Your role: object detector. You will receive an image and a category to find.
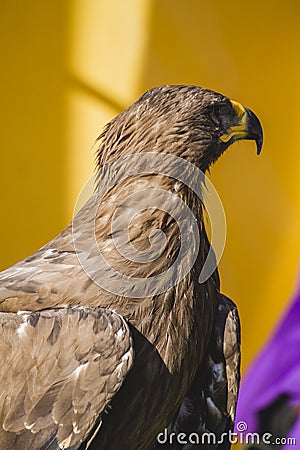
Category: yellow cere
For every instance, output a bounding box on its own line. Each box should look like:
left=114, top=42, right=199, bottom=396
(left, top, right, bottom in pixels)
left=220, top=100, right=247, bottom=143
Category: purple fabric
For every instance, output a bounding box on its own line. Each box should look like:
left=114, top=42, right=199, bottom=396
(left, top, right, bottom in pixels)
left=236, top=281, right=300, bottom=448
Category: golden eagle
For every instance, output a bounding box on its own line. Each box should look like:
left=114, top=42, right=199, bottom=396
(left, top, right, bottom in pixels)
left=0, top=86, right=262, bottom=449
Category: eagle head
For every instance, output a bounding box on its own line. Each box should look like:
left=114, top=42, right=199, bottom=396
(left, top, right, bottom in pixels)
left=97, top=85, right=263, bottom=172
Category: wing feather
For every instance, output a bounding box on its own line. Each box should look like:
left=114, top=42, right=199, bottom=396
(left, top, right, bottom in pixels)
left=158, top=294, right=240, bottom=449
left=0, top=307, right=133, bottom=450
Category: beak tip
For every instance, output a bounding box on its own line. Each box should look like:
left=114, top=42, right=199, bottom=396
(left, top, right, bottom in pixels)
left=256, top=140, right=263, bottom=155
left=245, top=107, right=263, bottom=156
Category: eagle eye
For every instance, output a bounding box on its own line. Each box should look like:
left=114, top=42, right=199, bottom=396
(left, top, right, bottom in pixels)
left=210, top=101, right=236, bottom=131
left=213, top=101, right=232, bottom=119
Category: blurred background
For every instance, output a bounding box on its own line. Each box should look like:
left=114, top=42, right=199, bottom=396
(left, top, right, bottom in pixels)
left=1, top=0, right=300, bottom=371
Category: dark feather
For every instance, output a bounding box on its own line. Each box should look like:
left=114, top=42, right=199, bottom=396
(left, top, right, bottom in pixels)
left=156, top=294, right=240, bottom=449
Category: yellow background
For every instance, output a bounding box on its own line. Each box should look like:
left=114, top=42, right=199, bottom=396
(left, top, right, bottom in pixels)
left=1, top=0, right=300, bottom=369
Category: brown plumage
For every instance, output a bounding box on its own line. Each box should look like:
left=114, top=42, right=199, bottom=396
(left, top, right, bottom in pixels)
left=0, top=85, right=262, bottom=449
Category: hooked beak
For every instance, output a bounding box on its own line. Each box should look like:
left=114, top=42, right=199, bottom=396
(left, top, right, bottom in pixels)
left=220, top=100, right=263, bottom=155
left=244, top=106, right=263, bottom=155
